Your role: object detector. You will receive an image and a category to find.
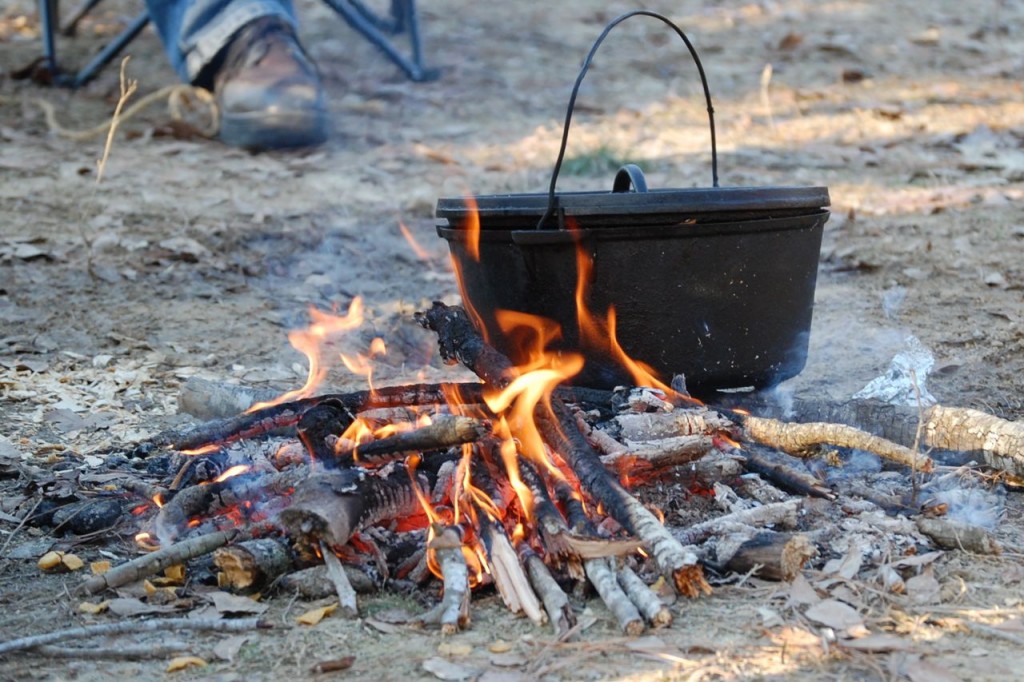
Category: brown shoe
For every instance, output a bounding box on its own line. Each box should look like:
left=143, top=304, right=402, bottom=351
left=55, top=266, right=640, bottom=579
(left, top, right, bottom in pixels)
left=212, top=17, right=328, bottom=150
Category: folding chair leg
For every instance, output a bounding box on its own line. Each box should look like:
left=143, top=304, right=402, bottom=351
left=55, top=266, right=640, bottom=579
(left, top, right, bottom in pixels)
left=70, top=12, right=150, bottom=87
left=321, top=0, right=440, bottom=82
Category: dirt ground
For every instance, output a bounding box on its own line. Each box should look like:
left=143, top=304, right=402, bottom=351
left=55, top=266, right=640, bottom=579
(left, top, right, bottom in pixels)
left=1, top=0, right=1023, bottom=680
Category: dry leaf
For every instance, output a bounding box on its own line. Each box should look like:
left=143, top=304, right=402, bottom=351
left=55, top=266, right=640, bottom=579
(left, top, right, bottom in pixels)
left=164, top=564, right=186, bottom=583
left=906, top=568, right=941, bottom=604
left=804, top=599, right=864, bottom=630
left=166, top=656, right=207, bottom=672
left=297, top=603, right=337, bottom=625
left=364, top=617, right=404, bottom=634
left=437, top=641, right=472, bottom=656
left=899, top=654, right=961, bottom=682
left=212, top=635, right=249, bottom=662
left=488, top=640, right=514, bottom=654
left=107, top=597, right=178, bottom=617
left=78, top=600, right=109, bottom=614
left=788, top=572, right=820, bottom=606
left=90, top=560, right=111, bottom=575
left=210, top=591, right=267, bottom=615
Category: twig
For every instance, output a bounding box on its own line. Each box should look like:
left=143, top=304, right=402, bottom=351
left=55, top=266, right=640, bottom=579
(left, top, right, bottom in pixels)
left=738, top=413, right=933, bottom=472
left=77, top=528, right=240, bottom=595
left=522, top=550, right=575, bottom=637
left=585, top=558, right=644, bottom=636
left=0, top=499, right=42, bottom=564
left=95, top=57, right=138, bottom=183
left=0, top=617, right=268, bottom=657
left=35, top=643, right=190, bottom=659
left=336, top=415, right=489, bottom=466
left=415, top=526, right=470, bottom=635
left=672, top=499, right=802, bottom=546
left=319, top=541, right=358, bottom=617
left=617, top=566, right=672, bottom=627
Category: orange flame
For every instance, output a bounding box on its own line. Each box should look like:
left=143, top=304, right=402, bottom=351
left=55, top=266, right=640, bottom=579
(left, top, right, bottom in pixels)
left=249, top=297, right=365, bottom=411
left=211, top=464, right=250, bottom=484
left=178, top=443, right=221, bottom=457
left=463, top=195, right=481, bottom=262
left=398, top=221, right=431, bottom=260
left=152, top=493, right=164, bottom=508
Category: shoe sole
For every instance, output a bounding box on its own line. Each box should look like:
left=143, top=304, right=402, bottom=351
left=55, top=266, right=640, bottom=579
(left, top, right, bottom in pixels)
left=219, top=108, right=329, bottom=150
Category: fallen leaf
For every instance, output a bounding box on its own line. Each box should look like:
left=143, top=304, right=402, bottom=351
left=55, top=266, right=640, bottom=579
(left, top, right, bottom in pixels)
left=788, top=572, right=821, bottom=606
left=437, top=641, right=472, bottom=656
left=297, top=603, right=337, bottom=625
left=373, top=607, right=414, bottom=624
left=210, top=591, right=268, bottom=615
left=993, top=618, right=1024, bottom=632
left=107, top=598, right=179, bottom=617
left=906, top=570, right=941, bottom=604
left=488, top=640, right=514, bottom=654
left=166, top=656, right=207, bottom=672
left=212, top=635, right=250, bottom=662
left=78, top=600, right=109, bottom=614
left=804, top=599, right=865, bottom=630
left=422, top=656, right=477, bottom=681
left=892, top=551, right=943, bottom=569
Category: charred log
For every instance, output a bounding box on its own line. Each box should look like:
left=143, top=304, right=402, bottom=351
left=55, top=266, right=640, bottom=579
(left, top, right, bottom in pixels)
left=213, top=537, right=295, bottom=593
left=336, top=416, right=489, bottom=467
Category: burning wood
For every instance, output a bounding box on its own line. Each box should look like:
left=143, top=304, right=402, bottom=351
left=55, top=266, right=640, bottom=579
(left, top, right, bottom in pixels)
left=9, top=295, right=1021, bottom=662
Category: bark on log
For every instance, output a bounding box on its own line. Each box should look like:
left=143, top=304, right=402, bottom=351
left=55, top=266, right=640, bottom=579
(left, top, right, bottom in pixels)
left=277, top=466, right=428, bottom=549
left=613, top=410, right=733, bottom=441
left=916, top=517, right=1002, bottom=555
left=718, top=398, right=1023, bottom=478
left=672, top=500, right=803, bottom=546
left=414, top=302, right=517, bottom=390
left=736, top=445, right=835, bottom=500
left=544, top=399, right=709, bottom=597
left=213, top=537, right=294, bottom=593
left=278, top=564, right=376, bottom=598
left=585, top=557, right=644, bottom=636
left=522, top=550, right=575, bottom=637
left=178, top=377, right=282, bottom=420
left=616, top=566, right=672, bottom=627
left=335, top=416, right=489, bottom=466
left=716, top=531, right=816, bottom=582
left=77, top=528, right=240, bottom=595
left=738, top=413, right=933, bottom=472
left=415, top=526, right=470, bottom=635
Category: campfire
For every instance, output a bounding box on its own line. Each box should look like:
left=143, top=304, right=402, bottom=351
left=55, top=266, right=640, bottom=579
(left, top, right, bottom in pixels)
left=3, top=233, right=1022, bottom=663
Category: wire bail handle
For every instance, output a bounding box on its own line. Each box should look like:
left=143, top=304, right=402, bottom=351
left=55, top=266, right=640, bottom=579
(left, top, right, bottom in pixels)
left=538, top=10, right=719, bottom=229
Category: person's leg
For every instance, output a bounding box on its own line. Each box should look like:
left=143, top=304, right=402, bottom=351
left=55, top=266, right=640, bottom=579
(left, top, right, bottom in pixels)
left=145, top=0, right=296, bottom=84
left=144, top=0, right=327, bottom=150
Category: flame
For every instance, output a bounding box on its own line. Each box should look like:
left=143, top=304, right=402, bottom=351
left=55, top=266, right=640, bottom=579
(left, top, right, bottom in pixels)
left=249, top=298, right=365, bottom=411
left=211, top=464, right=250, bottom=484
left=463, top=195, right=481, bottom=262
left=398, top=221, right=431, bottom=260
left=153, top=493, right=164, bottom=508
left=341, top=337, right=387, bottom=394
left=571, top=241, right=698, bottom=403
left=179, top=444, right=221, bottom=457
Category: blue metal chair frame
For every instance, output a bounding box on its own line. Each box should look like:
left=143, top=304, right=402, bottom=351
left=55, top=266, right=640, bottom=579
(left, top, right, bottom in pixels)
left=38, top=0, right=438, bottom=87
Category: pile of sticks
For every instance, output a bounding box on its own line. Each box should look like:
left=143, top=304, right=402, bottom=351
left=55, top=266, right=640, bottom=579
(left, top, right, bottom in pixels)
left=33, top=302, right=1024, bottom=641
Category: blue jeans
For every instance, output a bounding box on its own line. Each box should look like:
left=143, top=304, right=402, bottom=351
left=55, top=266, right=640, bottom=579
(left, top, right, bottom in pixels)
left=145, top=0, right=297, bottom=85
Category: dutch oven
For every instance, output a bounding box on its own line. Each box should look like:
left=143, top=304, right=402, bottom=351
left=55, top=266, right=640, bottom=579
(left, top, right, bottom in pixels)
left=436, top=11, right=830, bottom=394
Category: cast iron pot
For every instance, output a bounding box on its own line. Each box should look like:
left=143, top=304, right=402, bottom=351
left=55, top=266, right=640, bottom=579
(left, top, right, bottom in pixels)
left=436, top=11, right=830, bottom=394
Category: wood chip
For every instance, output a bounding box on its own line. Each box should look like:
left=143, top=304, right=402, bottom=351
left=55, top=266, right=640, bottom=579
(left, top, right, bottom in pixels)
left=166, top=656, right=207, bottom=672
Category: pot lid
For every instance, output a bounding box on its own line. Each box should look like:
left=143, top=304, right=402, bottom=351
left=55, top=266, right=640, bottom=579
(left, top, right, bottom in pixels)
left=436, top=184, right=831, bottom=230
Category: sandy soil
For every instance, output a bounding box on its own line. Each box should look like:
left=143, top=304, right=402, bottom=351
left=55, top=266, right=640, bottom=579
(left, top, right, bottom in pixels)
left=1, top=0, right=1023, bottom=680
